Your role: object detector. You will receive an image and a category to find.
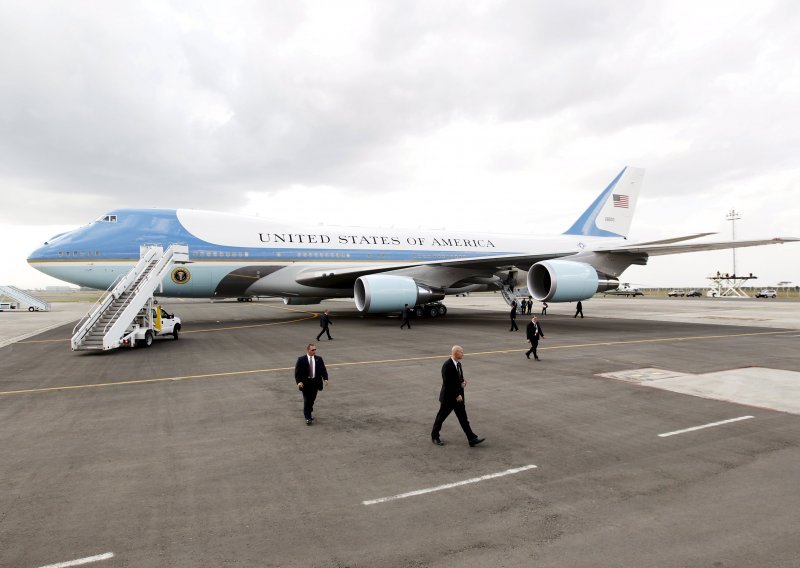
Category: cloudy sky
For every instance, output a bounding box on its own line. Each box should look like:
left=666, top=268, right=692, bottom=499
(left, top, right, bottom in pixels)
left=1, top=0, right=798, bottom=290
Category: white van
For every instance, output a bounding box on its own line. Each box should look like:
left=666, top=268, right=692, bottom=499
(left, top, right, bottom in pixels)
left=0, top=302, right=19, bottom=311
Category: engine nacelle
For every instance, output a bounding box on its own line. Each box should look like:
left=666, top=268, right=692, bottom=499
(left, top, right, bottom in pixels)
left=354, top=275, right=444, bottom=313
left=527, top=260, right=618, bottom=302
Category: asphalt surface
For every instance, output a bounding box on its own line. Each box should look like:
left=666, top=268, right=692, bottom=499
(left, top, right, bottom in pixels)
left=1, top=296, right=799, bottom=567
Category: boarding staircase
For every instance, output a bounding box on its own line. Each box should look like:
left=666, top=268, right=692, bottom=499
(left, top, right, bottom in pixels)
left=0, top=285, right=50, bottom=312
left=500, top=286, right=531, bottom=312
left=71, top=244, right=189, bottom=351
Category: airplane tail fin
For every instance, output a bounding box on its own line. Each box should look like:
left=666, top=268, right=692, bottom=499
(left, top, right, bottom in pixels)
left=563, top=167, right=645, bottom=238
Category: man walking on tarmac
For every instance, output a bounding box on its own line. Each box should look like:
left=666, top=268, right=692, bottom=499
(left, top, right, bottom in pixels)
left=316, top=309, right=333, bottom=341
left=400, top=304, right=412, bottom=329
left=509, top=300, right=519, bottom=331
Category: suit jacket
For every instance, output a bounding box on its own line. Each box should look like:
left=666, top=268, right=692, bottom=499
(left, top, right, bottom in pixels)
left=319, top=314, right=332, bottom=328
left=510, top=304, right=517, bottom=319
left=295, top=355, right=328, bottom=390
left=526, top=321, right=544, bottom=341
left=439, top=359, right=466, bottom=403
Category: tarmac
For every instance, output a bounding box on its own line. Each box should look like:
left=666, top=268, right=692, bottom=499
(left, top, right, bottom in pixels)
left=1, top=294, right=799, bottom=567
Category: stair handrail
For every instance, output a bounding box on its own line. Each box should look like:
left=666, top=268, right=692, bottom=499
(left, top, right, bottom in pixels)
left=71, top=274, right=124, bottom=337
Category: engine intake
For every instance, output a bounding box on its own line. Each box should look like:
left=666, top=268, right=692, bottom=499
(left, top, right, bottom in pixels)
left=527, top=260, right=618, bottom=302
left=354, top=275, right=444, bottom=313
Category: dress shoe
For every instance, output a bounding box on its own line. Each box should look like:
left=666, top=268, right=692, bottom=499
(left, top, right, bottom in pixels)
left=526, top=352, right=530, bottom=359
left=432, top=438, right=444, bottom=446
left=469, top=437, right=485, bottom=447
left=306, top=419, right=312, bottom=425
left=535, top=356, right=540, bottom=361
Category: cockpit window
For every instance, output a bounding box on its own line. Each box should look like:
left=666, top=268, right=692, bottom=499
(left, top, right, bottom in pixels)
left=95, top=214, right=118, bottom=223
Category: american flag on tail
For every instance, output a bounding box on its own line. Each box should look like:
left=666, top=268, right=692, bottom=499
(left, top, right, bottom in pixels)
left=613, top=194, right=629, bottom=208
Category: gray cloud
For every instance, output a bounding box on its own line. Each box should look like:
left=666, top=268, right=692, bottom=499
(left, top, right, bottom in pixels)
left=1, top=0, right=798, bottom=229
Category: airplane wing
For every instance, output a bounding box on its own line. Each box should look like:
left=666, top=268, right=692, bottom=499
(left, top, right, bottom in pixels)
left=597, top=236, right=800, bottom=256
left=294, top=250, right=575, bottom=288
left=294, top=236, right=799, bottom=288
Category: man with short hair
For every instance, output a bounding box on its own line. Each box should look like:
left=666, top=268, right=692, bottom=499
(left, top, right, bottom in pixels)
left=316, top=309, right=333, bottom=341
left=400, top=304, right=412, bottom=329
left=431, top=345, right=485, bottom=447
left=526, top=315, right=545, bottom=361
left=294, top=343, right=329, bottom=425
left=509, top=301, right=519, bottom=331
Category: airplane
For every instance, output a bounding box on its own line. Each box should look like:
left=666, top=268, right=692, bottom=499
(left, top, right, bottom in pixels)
left=27, top=167, right=798, bottom=314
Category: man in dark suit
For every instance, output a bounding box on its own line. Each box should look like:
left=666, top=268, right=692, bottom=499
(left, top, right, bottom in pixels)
left=574, top=300, right=584, bottom=318
left=400, top=304, right=412, bottom=329
left=316, top=309, right=333, bottom=341
left=525, top=315, right=545, bottom=361
left=509, top=301, right=519, bottom=331
left=431, top=345, right=485, bottom=447
left=294, top=343, right=330, bottom=425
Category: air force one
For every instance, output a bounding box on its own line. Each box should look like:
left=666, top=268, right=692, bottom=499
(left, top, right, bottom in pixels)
left=27, top=167, right=797, bottom=312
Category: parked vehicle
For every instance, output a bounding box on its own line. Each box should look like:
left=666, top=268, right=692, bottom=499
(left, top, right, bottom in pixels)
left=755, top=289, right=777, bottom=298
left=686, top=289, right=702, bottom=297
left=0, top=302, right=18, bottom=311
left=120, top=306, right=182, bottom=347
left=667, top=290, right=685, bottom=297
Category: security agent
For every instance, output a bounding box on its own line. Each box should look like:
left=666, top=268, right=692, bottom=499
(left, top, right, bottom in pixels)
left=294, top=343, right=329, bottom=425
left=431, top=345, right=485, bottom=447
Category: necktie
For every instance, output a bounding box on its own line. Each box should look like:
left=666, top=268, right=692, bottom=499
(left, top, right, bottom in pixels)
left=310, top=356, right=315, bottom=379
left=457, top=361, right=463, bottom=378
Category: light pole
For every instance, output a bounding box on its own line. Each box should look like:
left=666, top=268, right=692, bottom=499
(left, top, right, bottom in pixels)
left=726, top=209, right=740, bottom=276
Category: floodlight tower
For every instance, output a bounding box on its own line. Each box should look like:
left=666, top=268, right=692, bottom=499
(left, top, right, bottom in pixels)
left=726, top=209, right=741, bottom=275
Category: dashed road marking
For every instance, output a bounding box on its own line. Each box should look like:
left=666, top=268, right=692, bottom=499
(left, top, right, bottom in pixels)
left=362, top=464, right=538, bottom=505
left=37, top=552, right=114, bottom=568
left=658, top=415, right=754, bottom=438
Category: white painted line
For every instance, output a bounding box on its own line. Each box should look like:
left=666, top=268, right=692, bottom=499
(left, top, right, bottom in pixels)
left=658, top=415, right=754, bottom=438
left=38, top=552, right=114, bottom=568
left=362, top=464, right=538, bottom=506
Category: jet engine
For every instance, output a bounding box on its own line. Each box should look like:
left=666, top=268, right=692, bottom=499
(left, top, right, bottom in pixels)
left=354, top=275, right=444, bottom=313
left=527, top=260, right=618, bottom=302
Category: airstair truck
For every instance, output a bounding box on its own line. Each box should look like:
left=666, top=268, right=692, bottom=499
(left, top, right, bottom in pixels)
left=120, top=299, right=182, bottom=348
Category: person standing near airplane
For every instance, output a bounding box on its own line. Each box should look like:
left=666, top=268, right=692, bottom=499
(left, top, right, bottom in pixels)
left=294, top=343, right=329, bottom=425
left=526, top=315, right=544, bottom=361
left=316, top=309, right=333, bottom=341
left=431, top=345, right=485, bottom=447
left=541, top=301, right=548, bottom=315
left=509, top=301, right=519, bottom=331
left=400, top=304, right=412, bottom=329
left=574, top=301, right=584, bottom=318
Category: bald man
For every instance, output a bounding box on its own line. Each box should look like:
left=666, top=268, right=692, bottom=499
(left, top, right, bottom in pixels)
left=431, top=345, right=485, bottom=447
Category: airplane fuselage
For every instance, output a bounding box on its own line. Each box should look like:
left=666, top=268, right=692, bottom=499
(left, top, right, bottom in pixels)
left=28, top=209, right=610, bottom=299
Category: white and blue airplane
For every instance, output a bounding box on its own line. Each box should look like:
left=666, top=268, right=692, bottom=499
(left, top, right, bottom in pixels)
left=27, top=167, right=797, bottom=312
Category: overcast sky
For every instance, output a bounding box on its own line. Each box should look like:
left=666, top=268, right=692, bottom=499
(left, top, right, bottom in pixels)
left=1, top=0, right=798, bottom=290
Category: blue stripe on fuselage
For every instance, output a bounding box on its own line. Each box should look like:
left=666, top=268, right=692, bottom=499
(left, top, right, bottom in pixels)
left=27, top=209, right=518, bottom=263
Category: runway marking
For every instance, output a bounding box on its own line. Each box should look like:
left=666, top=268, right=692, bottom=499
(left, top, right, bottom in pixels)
left=37, top=552, right=114, bottom=568
left=362, top=464, right=538, bottom=505
left=658, top=415, right=754, bottom=438
left=0, top=331, right=795, bottom=397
